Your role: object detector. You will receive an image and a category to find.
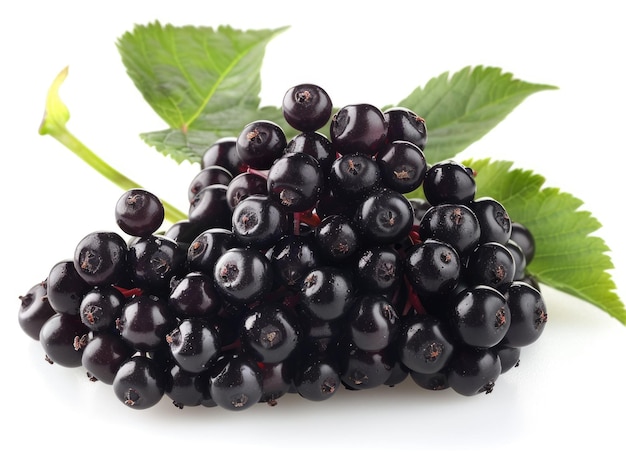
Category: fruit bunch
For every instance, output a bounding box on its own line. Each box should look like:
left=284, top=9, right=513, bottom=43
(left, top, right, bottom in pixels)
left=17, top=84, right=547, bottom=411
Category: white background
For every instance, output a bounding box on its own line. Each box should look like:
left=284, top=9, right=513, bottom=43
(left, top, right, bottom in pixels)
left=1, top=1, right=625, bottom=468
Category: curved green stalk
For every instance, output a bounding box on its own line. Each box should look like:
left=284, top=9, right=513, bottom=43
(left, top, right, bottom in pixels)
left=39, top=67, right=187, bottom=224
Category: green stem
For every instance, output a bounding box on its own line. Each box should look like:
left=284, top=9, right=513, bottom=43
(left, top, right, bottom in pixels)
left=47, top=127, right=187, bottom=224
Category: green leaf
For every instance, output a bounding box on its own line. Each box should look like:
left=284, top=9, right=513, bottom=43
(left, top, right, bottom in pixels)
left=117, top=22, right=288, bottom=163
left=140, top=105, right=287, bottom=164
left=397, top=66, right=557, bottom=164
left=465, top=158, right=626, bottom=325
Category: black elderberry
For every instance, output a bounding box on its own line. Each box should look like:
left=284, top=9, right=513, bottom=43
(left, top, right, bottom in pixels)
left=115, top=188, right=165, bottom=238
left=267, top=152, right=324, bottom=213
left=188, top=166, right=233, bottom=202
left=113, top=355, right=165, bottom=410
left=419, top=203, right=481, bottom=255
left=213, top=247, right=273, bottom=306
left=39, top=312, right=90, bottom=367
left=225, top=172, right=268, bottom=210
left=397, top=314, right=455, bottom=375
left=314, top=214, right=361, bottom=262
left=447, top=347, right=502, bottom=396
left=383, top=106, right=428, bottom=150
left=450, top=285, right=511, bottom=348
left=330, top=103, right=388, bottom=156
left=82, top=332, right=135, bottom=384
left=236, top=120, right=287, bottom=170
left=282, top=83, right=333, bottom=132
left=240, top=303, right=300, bottom=363
left=501, top=281, right=548, bottom=347
left=404, top=238, right=461, bottom=297
left=470, top=197, right=512, bottom=245
left=74, top=231, right=128, bottom=287
left=231, top=194, right=287, bottom=249
left=376, top=140, right=427, bottom=194
left=209, top=353, right=263, bottom=411
left=423, top=161, right=476, bottom=205
left=354, top=188, right=414, bottom=246
left=18, top=281, right=56, bottom=340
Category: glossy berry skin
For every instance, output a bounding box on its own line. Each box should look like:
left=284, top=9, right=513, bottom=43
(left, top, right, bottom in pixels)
left=299, top=266, right=353, bottom=321
left=330, top=103, right=388, bottom=156
left=188, top=184, right=231, bottom=230
left=164, top=363, right=210, bottom=409
left=506, top=239, right=527, bottom=280
left=79, top=286, right=126, bottom=332
left=269, top=234, right=321, bottom=288
left=81, top=332, right=135, bottom=384
left=376, top=140, right=427, bottom=193
left=447, top=347, right=502, bottom=396
left=466, top=242, right=516, bottom=289
left=470, top=197, right=512, bottom=245
left=285, top=131, right=335, bottom=176
left=267, top=152, right=324, bottom=213
left=187, top=228, right=237, bottom=275
left=354, top=189, right=414, bottom=246
left=163, top=220, right=206, bottom=252
left=236, top=120, right=287, bottom=170
left=46, top=260, right=92, bottom=316
left=397, top=315, right=455, bottom=374
left=314, top=215, right=360, bottom=262
left=231, top=195, right=286, bottom=249
left=354, top=246, right=402, bottom=295
left=39, top=312, right=90, bottom=367
left=74, top=231, right=128, bottom=287
left=501, top=281, right=548, bottom=347
left=201, top=137, right=243, bottom=175
left=167, top=317, right=221, bottom=374
left=282, top=83, right=333, bottom=132
left=115, top=189, right=165, bottom=237
left=419, top=203, right=481, bottom=255
left=213, top=247, right=273, bottom=306
left=328, top=152, right=381, bottom=198
left=169, top=271, right=221, bottom=319
left=294, top=355, right=340, bottom=401
left=117, top=295, right=175, bottom=352
left=510, top=222, right=536, bottom=264
left=384, top=107, right=427, bottom=150
left=209, top=354, right=263, bottom=411
left=225, top=172, right=268, bottom=210
left=450, top=285, right=511, bottom=348
left=241, top=303, right=300, bottom=363
left=113, top=356, right=165, bottom=410
left=128, top=235, right=185, bottom=293
left=188, top=166, right=233, bottom=202
left=423, top=161, right=476, bottom=205
left=410, top=370, right=450, bottom=391
left=494, top=344, right=521, bottom=373
left=404, top=239, right=461, bottom=297
left=258, top=360, right=295, bottom=405
left=348, top=295, right=400, bottom=351
left=18, top=281, right=56, bottom=340
left=340, top=345, right=394, bottom=390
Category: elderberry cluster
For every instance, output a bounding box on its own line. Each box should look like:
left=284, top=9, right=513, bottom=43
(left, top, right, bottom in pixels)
left=17, top=84, right=548, bottom=411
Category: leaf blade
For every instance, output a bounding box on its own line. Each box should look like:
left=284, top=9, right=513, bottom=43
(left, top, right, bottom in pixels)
left=466, top=158, right=626, bottom=324
left=398, top=66, right=557, bottom=163
left=117, top=22, right=288, bottom=158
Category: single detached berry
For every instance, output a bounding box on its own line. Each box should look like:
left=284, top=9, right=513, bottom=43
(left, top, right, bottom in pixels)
left=282, top=83, right=333, bottom=132
left=115, top=188, right=165, bottom=237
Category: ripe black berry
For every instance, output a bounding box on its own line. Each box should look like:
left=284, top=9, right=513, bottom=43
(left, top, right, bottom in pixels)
left=282, top=83, right=333, bottom=132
